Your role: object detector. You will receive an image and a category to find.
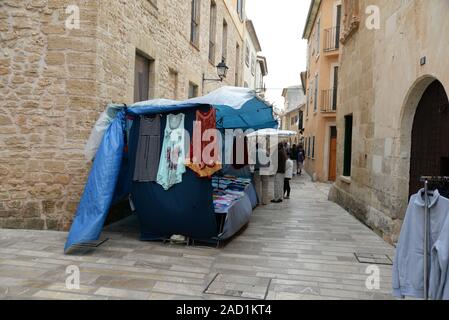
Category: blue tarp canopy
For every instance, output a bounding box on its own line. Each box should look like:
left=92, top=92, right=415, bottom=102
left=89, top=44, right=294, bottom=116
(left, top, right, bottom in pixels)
left=64, top=87, right=277, bottom=252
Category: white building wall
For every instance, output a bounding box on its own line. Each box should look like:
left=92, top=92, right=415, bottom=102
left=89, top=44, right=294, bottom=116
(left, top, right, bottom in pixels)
left=243, top=34, right=258, bottom=89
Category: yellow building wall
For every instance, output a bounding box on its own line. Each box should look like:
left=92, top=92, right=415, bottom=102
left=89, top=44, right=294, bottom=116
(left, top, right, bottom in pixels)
left=303, top=0, right=340, bottom=181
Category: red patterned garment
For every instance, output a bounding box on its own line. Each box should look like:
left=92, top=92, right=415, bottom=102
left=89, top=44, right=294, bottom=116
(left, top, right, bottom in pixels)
left=186, top=108, right=222, bottom=178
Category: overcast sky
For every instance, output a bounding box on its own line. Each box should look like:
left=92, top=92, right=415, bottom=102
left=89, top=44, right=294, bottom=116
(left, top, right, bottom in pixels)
left=246, top=0, right=311, bottom=111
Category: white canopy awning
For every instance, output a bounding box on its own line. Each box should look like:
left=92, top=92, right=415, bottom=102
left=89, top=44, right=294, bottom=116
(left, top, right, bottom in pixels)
left=247, top=129, right=298, bottom=138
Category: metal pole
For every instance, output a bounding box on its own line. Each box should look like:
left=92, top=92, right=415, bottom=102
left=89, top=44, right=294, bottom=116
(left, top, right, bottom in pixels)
left=424, top=180, right=429, bottom=300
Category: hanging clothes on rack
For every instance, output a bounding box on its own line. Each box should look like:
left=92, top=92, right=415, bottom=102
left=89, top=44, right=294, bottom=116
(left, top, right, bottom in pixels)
left=393, top=182, right=449, bottom=300
left=156, top=113, right=186, bottom=190
left=232, top=134, right=249, bottom=170
left=133, top=115, right=161, bottom=182
left=186, top=108, right=222, bottom=178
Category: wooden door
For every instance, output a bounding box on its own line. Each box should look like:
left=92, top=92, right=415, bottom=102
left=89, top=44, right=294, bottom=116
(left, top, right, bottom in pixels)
left=409, top=80, right=449, bottom=196
left=329, top=126, right=337, bottom=181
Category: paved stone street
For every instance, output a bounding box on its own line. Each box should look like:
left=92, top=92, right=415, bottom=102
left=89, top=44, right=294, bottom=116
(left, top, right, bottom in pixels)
left=0, top=175, right=395, bottom=300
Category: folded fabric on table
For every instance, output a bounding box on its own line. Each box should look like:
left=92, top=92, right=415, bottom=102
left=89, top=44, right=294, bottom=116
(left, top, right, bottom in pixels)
left=212, top=176, right=252, bottom=214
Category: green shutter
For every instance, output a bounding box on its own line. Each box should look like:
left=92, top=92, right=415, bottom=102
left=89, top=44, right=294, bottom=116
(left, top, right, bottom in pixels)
left=343, top=115, right=353, bottom=176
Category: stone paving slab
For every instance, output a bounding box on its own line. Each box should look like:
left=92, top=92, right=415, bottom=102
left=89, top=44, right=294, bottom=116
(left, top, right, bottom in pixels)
left=0, top=175, right=395, bottom=300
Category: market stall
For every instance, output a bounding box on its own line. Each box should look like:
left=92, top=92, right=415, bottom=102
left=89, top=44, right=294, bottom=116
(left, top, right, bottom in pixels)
left=64, top=87, right=277, bottom=252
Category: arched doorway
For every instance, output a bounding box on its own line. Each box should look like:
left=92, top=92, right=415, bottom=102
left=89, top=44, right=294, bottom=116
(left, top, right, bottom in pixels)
left=409, top=80, right=449, bottom=196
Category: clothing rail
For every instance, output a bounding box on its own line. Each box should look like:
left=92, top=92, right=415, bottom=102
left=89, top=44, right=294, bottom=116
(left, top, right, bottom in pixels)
left=420, top=176, right=449, bottom=182
left=419, top=176, right=449, bottom=300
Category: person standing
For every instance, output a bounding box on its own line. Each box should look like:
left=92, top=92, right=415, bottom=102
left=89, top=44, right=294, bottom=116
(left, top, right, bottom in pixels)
left=290, top=144, right=298, bottom=177
left=284, top=152, right=294, bottom=199
left=252, top=142, right=270, bottom=205
left=297, top=144, right=305, bottom=175
left=271, top=143, right=287, bottom=203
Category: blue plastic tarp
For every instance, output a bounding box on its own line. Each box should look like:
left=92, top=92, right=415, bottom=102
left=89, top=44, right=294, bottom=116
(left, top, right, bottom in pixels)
left=64, top=111, right=126, bottom=252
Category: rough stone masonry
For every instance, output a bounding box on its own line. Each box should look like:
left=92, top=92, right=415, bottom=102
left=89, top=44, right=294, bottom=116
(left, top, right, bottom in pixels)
left=0, top=0, right=244, bottom=231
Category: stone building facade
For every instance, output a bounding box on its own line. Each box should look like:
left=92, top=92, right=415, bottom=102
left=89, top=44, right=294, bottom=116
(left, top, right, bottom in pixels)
left=0, top=0, right=249, bottom=230
left=302, top=0, right=341, bottom=182
left=281, top=86, right=305, bottom=146
left=329, top=0, right=449, bottom=244
left=255, top=54, right=268, bottom=98
left=242, top=20, right=260, bottom=89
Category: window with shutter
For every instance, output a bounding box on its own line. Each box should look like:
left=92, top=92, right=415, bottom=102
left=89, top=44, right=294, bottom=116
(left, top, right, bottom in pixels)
left=134, top=52, right=154, bottom=103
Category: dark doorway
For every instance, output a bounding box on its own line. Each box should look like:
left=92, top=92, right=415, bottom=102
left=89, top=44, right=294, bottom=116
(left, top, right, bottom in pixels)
left=409, top=80, right=449, bottom=196
left=329, top=126, right=337, bottom=181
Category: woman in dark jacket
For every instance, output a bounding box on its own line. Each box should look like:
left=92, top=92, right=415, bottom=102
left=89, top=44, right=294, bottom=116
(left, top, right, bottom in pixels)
left=291, top=144, right=298, bottom=176
left=271, top=143, right=287, bottom=203
left=297, top=144, right=305, bottom=175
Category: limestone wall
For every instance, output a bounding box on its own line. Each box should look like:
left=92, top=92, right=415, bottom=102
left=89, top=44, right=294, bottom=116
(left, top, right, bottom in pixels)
left=0, top=0, right=244, bottom=231
left=330, top=0, right=449, bottom=244
left=0, top=0, right=100, bottom=230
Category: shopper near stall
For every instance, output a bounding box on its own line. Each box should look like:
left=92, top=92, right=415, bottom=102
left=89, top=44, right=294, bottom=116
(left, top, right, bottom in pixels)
left=251, top=142, right=270, bottom=205
left=297, top=144, right=305, bottom=175
left=290, top=144, right=298, bottom=176
left=284, top=152, right=293, bottom=199
left=271, top=143, right=287, bottom=203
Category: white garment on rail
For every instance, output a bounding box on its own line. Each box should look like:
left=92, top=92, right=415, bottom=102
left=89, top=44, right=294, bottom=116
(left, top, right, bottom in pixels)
left=392, top=189, right=449, bottom=300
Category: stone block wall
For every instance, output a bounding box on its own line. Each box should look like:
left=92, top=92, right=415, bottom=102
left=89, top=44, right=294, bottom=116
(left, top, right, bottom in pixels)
left=0, top=0, right=245, bottom=231
left=330, top=0, right=449, bottom=244
left=0, top=0, right=100, bottom=230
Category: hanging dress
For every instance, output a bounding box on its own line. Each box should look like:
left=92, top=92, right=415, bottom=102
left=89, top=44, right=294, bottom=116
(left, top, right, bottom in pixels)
left=133, top=115, right=161, bottom=182
left=156, top=113, right=186, bottom=190
left=232, top=134, right=249, bottom=170
left=186, top=108, right=222, bottom=178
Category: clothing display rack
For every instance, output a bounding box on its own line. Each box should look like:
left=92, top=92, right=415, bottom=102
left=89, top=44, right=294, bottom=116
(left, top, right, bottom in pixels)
left=419, top=176, right=449, bottom=300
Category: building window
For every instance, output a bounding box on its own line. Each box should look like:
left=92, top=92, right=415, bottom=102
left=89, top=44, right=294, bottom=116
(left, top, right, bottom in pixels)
left=134, top=52, right=154, bottom=102
left=290, top=116, right=298, bottom=127
left=314, top=74, right=319, bottom=112
left=245, top=45, right=250, bottom=67
left=315, top=18, right=321, bottom=55
left=307, top=137, right=311, bottom=158
left=209, top=1, right=217, bottom=63
left=335, top=4, right=342, bottom=49
left=343, top=114, right=353, bottom=177
left=332, top=65, right=339, bottom=110
left=306, top=43, right=311, bottom=74
left=298, top=111, right=303, bottom=130
left=237, top=0, right=244, bottom=20
left=190, top=0, right=200, bottom=47
left=235, top=43, right=240, bottom=86
left=304, top=137, right=308, bottom=156
left=188, top=82, right=199, bottom=98
left=312, top=136, right=315, bottom=159
left=306, top=89, right=309, bottom=117
left=222, top=19, right=228, bottom=62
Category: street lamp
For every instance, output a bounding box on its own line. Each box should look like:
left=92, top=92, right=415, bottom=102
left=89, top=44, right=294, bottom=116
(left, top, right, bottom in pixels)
left=216, top=59, right=229, bottom=80
left=202, top=59, right=229, bottom=86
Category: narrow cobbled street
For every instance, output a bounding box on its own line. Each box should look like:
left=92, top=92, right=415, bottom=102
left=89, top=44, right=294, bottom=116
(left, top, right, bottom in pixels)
left=0, top=175, right=394, bottom=300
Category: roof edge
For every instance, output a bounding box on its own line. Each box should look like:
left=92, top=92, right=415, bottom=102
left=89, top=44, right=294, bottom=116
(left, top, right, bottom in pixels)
left=302, top=0, right=322, bottom=40
left=246, top=20, right=262, bottom=52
